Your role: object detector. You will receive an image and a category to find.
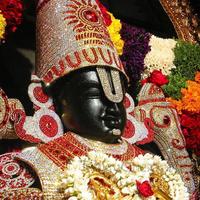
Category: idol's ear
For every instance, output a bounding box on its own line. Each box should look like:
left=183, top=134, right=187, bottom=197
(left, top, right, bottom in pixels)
left=13, top=75, right=64, bottom=143
left=122, top=93, right=154, bottom=144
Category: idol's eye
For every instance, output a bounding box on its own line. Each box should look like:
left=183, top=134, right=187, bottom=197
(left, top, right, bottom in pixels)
left=82, top=87, right=101, bottom=98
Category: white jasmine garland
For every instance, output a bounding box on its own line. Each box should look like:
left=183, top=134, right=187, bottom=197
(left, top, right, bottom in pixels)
left=143, top=35, right=177, bottom=78
left=58, top=151, right=189, bottom=200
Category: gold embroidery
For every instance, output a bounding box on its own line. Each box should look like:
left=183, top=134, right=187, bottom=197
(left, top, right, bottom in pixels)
left=16, top=148, right=64, bottom=200
left=0, top=188, right=43, bottom=200
left=159, top=0, right=200, bottom=44
left=134, top=83, right=197, bottom=195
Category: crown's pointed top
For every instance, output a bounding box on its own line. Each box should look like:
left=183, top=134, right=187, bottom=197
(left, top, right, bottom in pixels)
left=36, top=0, right=125, bottom=85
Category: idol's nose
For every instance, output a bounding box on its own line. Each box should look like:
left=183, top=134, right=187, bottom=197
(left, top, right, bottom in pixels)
left=106, top=102, right=121, bottom=117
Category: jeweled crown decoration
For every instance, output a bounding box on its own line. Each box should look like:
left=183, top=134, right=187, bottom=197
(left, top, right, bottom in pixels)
left=36, top=0, right=124, bottom=85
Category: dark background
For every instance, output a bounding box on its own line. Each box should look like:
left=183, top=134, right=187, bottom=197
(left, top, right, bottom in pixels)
left=0, top=0, right=199, bottom=114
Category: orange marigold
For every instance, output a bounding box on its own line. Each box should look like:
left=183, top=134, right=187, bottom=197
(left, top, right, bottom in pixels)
left=195, top=71, right=200, bottom=83
left=166, top=98, right=183, bottom=114
left=168, top=79, right=200, bottom=114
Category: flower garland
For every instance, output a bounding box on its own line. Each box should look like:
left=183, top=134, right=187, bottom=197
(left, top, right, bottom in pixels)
left=163, top=41, right=200, bottom=99
left=58, top=151, right=189, bottom=200
left=166, top=72, right=200, bottom=156
left=167, top=72, right=200, bottom=114
left=120, top=23, right=151, bottom=97
left=180, top=113, right=200, bottom=157
left=141, top=70, right=169, bottom=87
left=0, top=0, right=23, bottom=41
left=107, top=13, right=124, bottom=55
left=0, top=12, right=6, bottom=40
left=143, top=35, right=177, bottom=78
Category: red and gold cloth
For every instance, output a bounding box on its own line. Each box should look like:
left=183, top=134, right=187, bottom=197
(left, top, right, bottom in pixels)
left=16, top=132, right=144, bottom=199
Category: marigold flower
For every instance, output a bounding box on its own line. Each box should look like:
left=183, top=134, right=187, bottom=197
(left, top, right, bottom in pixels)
left=107, top=13, right=124, bottom=55
left=0, top=11, right=6, bottom=40
left=169, top=79, right=200, bottom=114
left=195, top=71, right=200, bottom=83
left=166, top=98, right=183, bottom=114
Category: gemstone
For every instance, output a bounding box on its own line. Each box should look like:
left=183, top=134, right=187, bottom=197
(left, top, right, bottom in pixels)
left=39, top=115, right=58, bottom=137
left=163, top=115, right=170, bottom=125
left=84, top=10, right=98, bottom=22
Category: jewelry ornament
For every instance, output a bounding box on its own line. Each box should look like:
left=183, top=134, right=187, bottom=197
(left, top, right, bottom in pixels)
left=134, top=83, right=197, bottom=197
left=13, top=75, right=64, bottom=143
left=0, top=152, right=35, bottom=193
left=0, top=88, right=24, bottom=139
left=122, top=93, right=154, bottom=145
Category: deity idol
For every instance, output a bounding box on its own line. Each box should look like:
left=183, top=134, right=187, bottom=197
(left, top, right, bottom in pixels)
left=0, top=0, right=198, bottom=199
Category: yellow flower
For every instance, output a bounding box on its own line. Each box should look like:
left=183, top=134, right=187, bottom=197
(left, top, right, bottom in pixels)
left=0, top=11, right=6, bottom=40
left=107, top=13, right=124, bottom=55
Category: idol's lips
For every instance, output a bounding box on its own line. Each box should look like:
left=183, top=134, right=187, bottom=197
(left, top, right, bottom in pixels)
left=112, top=129, right=121, bottom=136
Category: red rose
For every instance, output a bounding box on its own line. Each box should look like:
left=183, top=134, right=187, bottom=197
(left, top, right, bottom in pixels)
left=148, top=70, right=169, bottom=86
left=136, top=180, right=154, bottom=197
left=0, top=0, right=23, bottom=35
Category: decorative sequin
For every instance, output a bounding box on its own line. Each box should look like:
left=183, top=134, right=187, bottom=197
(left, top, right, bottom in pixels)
left=36, top=0, right=126, bottom=85
left=0, top=188, right=43, bottom=200
left=122, top=93, right=151, bottom=145
left=16, top=148, right=64, bottom=200
left=96, top=67, right=123, bottom=103
left=0, top=89, right=24, bottom=139
left=0, top=152, right=35, bottom=192
left=159, top=0, right=200, bottom=43
left=134, top=83, right=197, bottom=195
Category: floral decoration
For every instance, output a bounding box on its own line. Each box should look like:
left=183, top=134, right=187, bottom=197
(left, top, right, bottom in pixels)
left=136, top=181, right=154, bottom=198
left=107, top=13, right=124, bottom=55
left=104, top=4, right=200, bottom=157
left=180, top=113, right=200, bottom=156
left=0, top=12, right=6, bottom=40
left=166, top=72, right=200, bottom=156
left=141, top=70, right=169, bottom=87
left=143, top=35, right=177, bottom=78
left=163, top=41, right=200, bottom=99
left=58, top=151, right=189, bottom=200
left=120, top=23, right=151, bottom=96
left=0, top=0, right=23, bottom=40
left=167, top=72, right=200, bottom=114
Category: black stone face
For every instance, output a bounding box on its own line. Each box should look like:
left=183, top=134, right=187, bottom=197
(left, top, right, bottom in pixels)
left=48, top=68, right=127, bottom=144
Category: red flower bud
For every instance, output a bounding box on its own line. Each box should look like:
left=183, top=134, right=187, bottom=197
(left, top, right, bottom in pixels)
left=136, top=180, right=154, bottom=197
left=149, top=70, right=169, bottom=86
